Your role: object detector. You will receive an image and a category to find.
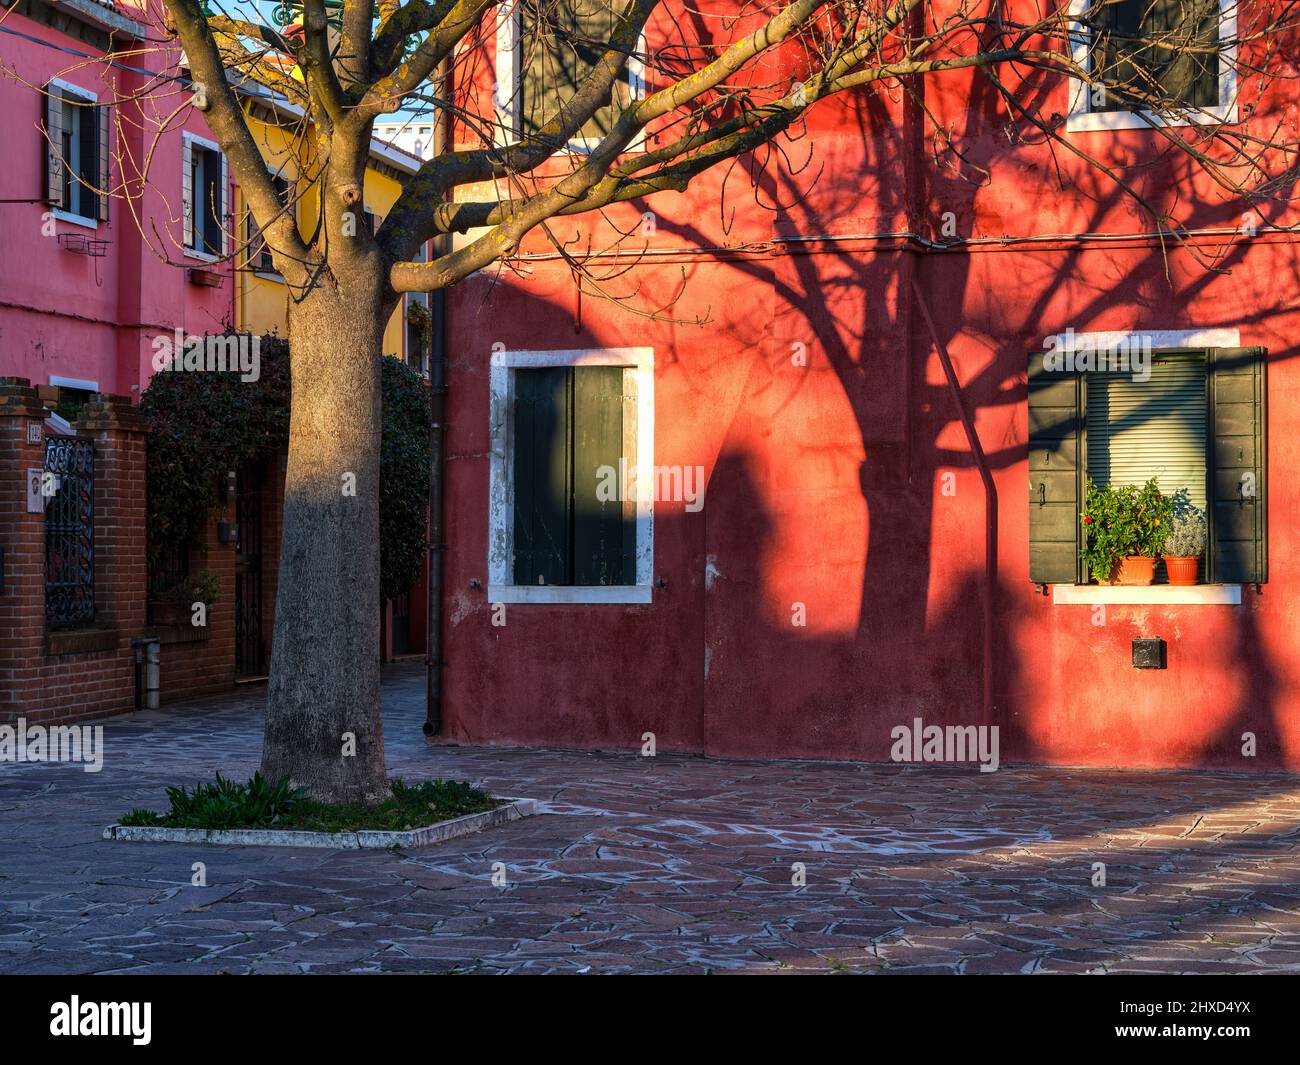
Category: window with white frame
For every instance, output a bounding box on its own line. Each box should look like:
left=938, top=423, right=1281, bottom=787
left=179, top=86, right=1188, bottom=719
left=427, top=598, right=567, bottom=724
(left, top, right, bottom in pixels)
left=1028, top=329, right=1268, bottom=592
left=489, top=348, right=654, bottom=604
left=1068, top=0, right=1237, bottom=130
left=42, top=80, right=109, bottom=225
left=497, top=1, right=646, bottom=150
left=183, top=133, right=228, bottom=257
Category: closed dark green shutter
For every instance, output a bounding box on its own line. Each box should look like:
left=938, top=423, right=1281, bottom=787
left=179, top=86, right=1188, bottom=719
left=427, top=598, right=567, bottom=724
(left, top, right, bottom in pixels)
left=513, top=368, right=571, bottom=586
left=572, top=367, right=631, bottom=585
left=81, top=100, right=100, bottom=221
left=1209, top=346, right=1267, bottom=583
left=1028, top=351, right=1081, bottom=583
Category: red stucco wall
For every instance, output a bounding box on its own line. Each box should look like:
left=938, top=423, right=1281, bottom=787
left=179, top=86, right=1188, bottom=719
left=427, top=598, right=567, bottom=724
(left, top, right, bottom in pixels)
left=438, top=11, right=1300, bottom=770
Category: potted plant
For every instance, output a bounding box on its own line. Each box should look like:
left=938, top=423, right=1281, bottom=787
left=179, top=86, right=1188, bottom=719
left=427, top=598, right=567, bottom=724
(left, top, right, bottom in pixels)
left=1080, top=478, right=1170, bottom=585
left=1162, top=495, right=1206, bottom=586
left=149, top=571, right=220, bottom=626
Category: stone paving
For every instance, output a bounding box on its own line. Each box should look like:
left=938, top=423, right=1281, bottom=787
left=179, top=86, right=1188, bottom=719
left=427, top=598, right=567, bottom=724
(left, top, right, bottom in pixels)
left=3, top=662, right=1300, bottom=974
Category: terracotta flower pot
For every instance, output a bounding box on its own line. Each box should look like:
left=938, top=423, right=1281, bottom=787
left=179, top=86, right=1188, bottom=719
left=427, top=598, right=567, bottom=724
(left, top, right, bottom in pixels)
left=1165, top=555, right=1201, bottom=586
left=1115, top=555, right=1155, bottom=586
left=148, top=600, right=189, bottom=626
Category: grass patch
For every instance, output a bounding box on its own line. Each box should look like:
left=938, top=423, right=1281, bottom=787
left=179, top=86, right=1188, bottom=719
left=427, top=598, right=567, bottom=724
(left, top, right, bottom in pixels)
left=119, top=773, right=502, bottom=833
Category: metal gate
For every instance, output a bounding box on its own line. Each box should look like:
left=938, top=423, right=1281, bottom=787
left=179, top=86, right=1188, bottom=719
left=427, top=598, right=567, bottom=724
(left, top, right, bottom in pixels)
left=234, top=461, right=265, bottom=676
left=44, top=437, right=95, bottom=626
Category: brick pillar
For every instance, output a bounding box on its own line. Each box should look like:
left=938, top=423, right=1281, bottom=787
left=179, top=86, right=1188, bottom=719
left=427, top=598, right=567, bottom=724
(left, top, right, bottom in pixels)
left=0, top=379, right=49, bottom=721
left=76, top=395, right=147, bottom=638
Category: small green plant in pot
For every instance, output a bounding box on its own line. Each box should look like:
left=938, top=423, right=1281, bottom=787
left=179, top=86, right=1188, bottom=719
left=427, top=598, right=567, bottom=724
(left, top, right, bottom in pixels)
left=1163, top=493, right=1206, bottom=586
left=1080, top=478, right=1171, bottom=585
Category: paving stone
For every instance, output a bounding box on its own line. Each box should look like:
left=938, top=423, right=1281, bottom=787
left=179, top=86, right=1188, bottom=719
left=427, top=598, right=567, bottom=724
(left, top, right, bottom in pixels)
left=4, top=661, right=1300, bottom=973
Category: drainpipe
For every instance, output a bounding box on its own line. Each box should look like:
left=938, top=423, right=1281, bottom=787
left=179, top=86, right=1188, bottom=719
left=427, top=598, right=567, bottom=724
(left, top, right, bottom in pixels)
left=424, top=63, right=451, bottom=737
left=910, top=278, right=997, bottom=729
left=423, top=265, right=447, bottom=736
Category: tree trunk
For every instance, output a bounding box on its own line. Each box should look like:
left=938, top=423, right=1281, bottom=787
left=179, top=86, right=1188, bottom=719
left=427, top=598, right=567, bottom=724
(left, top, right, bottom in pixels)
left=261, top=273, right=391, bottom=803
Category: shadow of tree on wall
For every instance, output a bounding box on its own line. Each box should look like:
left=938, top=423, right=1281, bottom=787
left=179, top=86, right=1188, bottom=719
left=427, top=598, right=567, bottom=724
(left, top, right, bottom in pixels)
left=442, top=57, right=1300, bottom=782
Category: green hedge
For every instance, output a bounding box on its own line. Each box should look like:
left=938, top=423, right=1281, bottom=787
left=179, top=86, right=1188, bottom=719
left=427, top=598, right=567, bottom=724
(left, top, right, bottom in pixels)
left=141, top=336, right=430, bottom=600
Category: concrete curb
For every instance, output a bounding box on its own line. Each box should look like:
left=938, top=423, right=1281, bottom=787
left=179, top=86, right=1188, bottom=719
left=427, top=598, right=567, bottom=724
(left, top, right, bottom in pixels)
left=103, top=798, right=537, bottom=849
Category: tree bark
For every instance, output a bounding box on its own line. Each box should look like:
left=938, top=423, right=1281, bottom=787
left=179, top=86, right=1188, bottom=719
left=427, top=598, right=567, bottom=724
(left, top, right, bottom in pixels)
left=261, top=271, right=392, bottom=803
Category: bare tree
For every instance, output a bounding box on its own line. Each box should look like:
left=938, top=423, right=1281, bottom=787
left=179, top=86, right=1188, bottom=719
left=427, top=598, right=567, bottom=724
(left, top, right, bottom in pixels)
left=96, top=0, right=1299, bottom=800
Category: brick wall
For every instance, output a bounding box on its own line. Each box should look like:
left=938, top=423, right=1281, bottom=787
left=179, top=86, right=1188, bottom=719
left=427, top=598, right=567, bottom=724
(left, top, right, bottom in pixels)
left=153, top=495, right=237, bottom=704
left=0, top=383, right=147, bottom=725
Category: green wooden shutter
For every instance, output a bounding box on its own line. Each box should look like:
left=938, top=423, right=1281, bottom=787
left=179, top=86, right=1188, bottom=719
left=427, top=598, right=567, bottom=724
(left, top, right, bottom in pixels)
left=1209, top=346, right=1267, bottom=583
left=572, top=366, right=631, bottom=585
left=513, top=367, right=571, bottom=586
left=1028, top=351, right=1081, bottom=583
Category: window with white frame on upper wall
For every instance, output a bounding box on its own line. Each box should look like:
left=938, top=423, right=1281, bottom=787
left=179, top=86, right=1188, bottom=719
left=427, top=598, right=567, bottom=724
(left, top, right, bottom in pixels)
left=183, top=133, right=228, bottom=258
left=42, top=80, right=110, bottom=227
left=496, top=0, right=647, bottom=151
left=488, top=348, right=655, bottom=604
left=1067, top=0, right=1237, bottom=131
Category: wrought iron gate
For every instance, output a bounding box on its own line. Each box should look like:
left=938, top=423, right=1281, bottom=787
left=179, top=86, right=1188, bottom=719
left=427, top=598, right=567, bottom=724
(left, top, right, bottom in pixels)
left=44, top=437, right=95, bottom=626
left=234, top=461, right=265, bottom=676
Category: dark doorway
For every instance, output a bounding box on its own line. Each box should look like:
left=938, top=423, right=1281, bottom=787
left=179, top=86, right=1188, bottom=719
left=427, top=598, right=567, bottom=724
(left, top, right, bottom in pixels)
left=235, top=461, right=265, bottom=676
left=390, top=591, right=412, bottom=656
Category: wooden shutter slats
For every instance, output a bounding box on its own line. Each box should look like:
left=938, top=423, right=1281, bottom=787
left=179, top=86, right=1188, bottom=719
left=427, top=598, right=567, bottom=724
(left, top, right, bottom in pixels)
left=1209, top=346, right=1267, bottom=584
left=44, top=86, right=65, bottom=208
left=219, top=152, right=229, bottom=255
left=182, top=136, right=194, bottom=249
left=97, top=102, right=110, bottom=221
left=573, top=366, right=630, bottom=586
left=1027, top=352, right=1080, bottom=583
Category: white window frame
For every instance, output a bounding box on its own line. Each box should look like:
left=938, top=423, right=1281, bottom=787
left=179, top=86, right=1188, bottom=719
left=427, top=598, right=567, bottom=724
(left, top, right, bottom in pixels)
left=488, top=346, right=654, bottom=604
left=47, top=78, right=99, bottom=230
left=495, top=6, right=647, bottom=152
left=1066, top=0, right=1238, bottom=132
left=183, top=131, right=228, bottom=262
left=1043, top=325, right=1243, bottom=604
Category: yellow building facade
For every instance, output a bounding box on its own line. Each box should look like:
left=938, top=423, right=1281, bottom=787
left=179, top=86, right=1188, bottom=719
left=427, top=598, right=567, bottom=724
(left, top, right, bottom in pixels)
left=233, top=85, right=423, bottom=362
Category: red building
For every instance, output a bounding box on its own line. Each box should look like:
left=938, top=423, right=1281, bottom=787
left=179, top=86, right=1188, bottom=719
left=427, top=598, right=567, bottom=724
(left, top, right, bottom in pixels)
left=433, top=0, right=1300, bottom=771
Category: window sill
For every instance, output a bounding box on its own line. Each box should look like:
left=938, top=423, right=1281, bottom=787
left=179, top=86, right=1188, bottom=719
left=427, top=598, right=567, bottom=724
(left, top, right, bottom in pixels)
left=45, top=625, right=117, bottom=656
left=1052, top=584, right=1241, bottom=606
left=252, top=270, right=285, bottom=283
left=52, top=209, right=99, bottom=232
left=184, top=247, right=221, bottom=263
left=1065, top=104, right=1238, bottom=133
left=488, top=584, right=652, bottom=605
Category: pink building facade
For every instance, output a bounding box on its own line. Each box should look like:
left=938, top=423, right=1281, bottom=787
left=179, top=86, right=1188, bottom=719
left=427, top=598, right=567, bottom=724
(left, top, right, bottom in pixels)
left=0, top=0, right=234, bottom=404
